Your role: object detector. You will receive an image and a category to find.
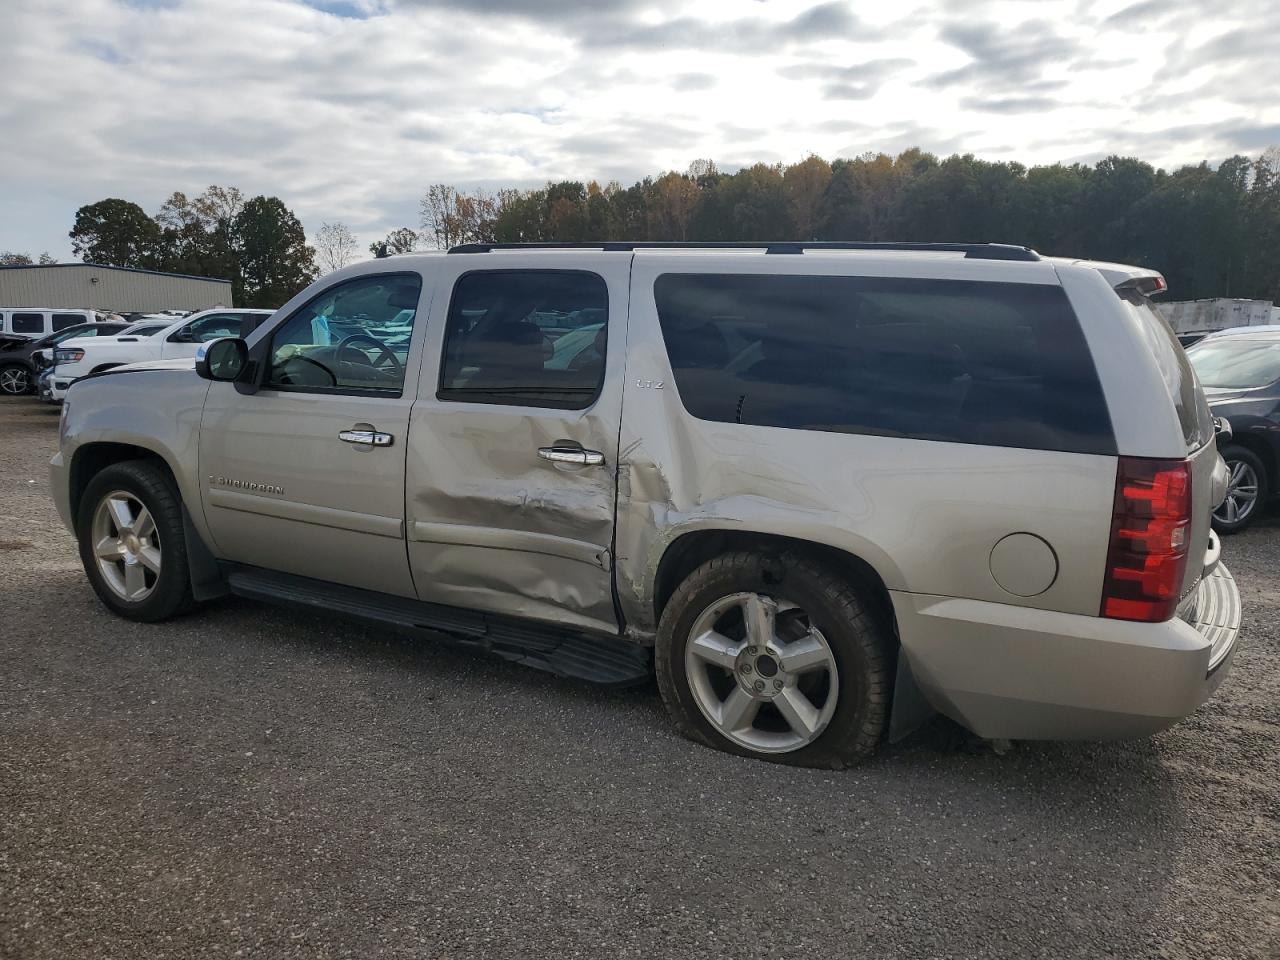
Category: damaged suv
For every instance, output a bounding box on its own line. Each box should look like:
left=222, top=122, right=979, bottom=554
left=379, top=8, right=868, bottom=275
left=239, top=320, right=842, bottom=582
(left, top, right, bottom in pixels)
left=51, top=242, right=1241, bottom=767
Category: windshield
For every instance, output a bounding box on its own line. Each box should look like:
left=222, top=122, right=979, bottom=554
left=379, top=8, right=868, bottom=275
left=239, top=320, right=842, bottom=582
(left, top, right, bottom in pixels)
left=1188, top=338, right=1280, bottom=390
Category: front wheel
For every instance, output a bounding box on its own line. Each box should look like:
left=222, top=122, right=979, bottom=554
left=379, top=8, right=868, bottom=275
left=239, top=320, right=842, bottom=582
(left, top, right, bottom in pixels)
left=1213, top=445, right=1268, bottom=534
left=655, top=552, right=892, bottom=768
left=76, top=460, right=195, bottom=621
left=0, top=363, right=32, bottom=395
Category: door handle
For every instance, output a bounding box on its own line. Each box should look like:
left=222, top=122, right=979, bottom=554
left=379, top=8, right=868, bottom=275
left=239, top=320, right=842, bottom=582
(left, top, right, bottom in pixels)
left=339, top=429, right=394, bottom=447
left=538, top=444, right=605, bottom=467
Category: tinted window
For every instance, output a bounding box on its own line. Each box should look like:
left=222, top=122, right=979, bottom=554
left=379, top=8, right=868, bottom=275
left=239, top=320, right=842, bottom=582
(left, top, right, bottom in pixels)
left=1122, top=296, right=1213, bottom=450
left=268, top=273, right=422, bottom=394
left=52, top=313, right=86, bottom=331
left=46, top=324, right=117, bottom=345
left=654, top=273, right=1115, bottom=455
left=12, top=313, right=44, bottom=334
left=438, top=270, right=608, bottom=409
left=181, top=313, right=251, bottom=342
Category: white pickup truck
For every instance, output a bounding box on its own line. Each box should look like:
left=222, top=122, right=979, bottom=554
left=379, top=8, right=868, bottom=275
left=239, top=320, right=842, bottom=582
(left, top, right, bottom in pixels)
left=47, top=308, right=274, bottom=400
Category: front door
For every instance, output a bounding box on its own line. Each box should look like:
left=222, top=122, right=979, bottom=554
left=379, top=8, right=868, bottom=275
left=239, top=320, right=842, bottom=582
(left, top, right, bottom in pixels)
left=199, top=271, right=428, bottom=597
left=404, top=253, right=631, bottom=634
left=161, top=312, right=258, bottom=360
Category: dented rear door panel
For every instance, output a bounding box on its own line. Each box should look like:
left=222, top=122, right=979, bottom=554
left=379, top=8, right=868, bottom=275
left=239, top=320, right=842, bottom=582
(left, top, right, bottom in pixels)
left=403, top=252, right=633, bottom=635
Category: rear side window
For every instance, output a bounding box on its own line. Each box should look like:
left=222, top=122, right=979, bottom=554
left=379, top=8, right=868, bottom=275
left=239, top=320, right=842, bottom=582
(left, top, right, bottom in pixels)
left=438, top=270, right=608, bottom=410
left=1121, top=295, right=1213, bottom=451
left=654, top=273, right=1116, bottom=455
left=52, top=313, right=85, bottom=331
left=12, top=312, right=44, bottom=334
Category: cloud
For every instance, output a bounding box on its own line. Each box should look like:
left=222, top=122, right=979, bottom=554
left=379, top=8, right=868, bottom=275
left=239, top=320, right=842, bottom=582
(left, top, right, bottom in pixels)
left=779, top=57, right=913, bottom=100
left=929, top=20, right=1082, bottom=89
left=0, top=0, right=1276, bottom=262
left=961, top=95, right=1061, bottom=114
left=576, top=2, right=876, bottom=54
left=671, top=72, right=716, bottom=92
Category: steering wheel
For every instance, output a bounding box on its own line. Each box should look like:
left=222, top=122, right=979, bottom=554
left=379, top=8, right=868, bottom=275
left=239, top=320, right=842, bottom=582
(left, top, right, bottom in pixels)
left=275, top=354, right=337, bottom=387
left=336, top=333, right=401, bottom=372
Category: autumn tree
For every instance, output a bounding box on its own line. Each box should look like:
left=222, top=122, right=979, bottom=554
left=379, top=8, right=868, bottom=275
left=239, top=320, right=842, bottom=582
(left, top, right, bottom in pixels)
left=314, top=221, right=359, bottom=273
left=782, top=155, right=832, bottom=240
left=647, top=172, right=700, bottom=240
left=370, top=227, right=419, bottom=256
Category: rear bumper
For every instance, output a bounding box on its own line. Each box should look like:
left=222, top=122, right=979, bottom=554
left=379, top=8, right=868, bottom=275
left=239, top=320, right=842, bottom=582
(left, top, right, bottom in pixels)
left=891, top=564, right=1241, bottom=740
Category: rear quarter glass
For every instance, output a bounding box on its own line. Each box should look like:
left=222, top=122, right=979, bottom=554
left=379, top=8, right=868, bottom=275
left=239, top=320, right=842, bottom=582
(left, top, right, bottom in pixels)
left=1122, top=294, right=1214, bottom=452
left=653, top=273, right=1117, bottom=456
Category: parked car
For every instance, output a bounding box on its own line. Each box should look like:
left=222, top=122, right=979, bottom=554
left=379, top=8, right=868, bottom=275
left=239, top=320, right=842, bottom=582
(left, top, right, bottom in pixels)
left=0, top=321, right=131, bottom=395
left=0, top=308, right=103, bottom=340
left=1186, top=330, right=1280, bottom=533
left=1202, top=323, right=1280, bottom=341
left=51, top=242, right=1238, bottom=768
left=46, top=307, right=274, bottom=398
left=36, top=320, right=174, bottom=401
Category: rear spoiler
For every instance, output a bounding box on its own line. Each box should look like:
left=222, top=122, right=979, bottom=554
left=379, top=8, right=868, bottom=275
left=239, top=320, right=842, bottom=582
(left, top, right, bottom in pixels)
left=1113, top=274, right=1168, bottom=297
left=1046, top=256, right=1168, bottom=297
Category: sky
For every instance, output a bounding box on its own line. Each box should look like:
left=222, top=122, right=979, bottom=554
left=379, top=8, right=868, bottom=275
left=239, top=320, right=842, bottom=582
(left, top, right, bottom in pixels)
left=2, top=0, right=1278, bottom=261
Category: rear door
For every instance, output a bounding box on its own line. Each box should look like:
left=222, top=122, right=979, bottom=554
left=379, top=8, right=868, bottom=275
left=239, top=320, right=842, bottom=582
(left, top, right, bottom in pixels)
left=404, top=252, right=631, bottom=634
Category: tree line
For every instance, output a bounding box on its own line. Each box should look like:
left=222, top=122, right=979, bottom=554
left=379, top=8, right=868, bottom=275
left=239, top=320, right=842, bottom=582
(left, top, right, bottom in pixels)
left=415, top=149, right=1280, bottom=304
left=19, top=147, right=1280, bottom=308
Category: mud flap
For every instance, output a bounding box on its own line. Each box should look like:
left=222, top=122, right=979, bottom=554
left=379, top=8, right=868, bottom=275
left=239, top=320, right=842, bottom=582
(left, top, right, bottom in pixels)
left=182, top=504, right=228, bottom=602
left=888, top=649, right=936, bottom=742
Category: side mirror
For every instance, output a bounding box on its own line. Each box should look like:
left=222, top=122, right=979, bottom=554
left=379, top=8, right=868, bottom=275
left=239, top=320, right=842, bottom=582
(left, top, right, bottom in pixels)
left=1214, top=416, right=1232, bottom=441
left=195, top=337, right=248, bottom=382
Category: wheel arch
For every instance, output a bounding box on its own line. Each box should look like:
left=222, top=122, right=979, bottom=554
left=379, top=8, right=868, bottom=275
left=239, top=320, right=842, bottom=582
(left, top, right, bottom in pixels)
left=651, top=528, right=932, bottom=751
left=653, top=529, right=898, bottom=642
left=69, top=442, right=179, bottom=535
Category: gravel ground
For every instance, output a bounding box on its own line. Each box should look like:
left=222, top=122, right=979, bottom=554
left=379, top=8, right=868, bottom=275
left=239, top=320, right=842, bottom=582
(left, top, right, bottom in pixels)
left=1, top=394, right=1277, bottom=960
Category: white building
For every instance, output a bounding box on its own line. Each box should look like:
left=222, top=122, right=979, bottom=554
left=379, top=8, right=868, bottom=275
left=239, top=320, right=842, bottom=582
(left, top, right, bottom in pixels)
left=1157, top=298, right=1280, bottom=336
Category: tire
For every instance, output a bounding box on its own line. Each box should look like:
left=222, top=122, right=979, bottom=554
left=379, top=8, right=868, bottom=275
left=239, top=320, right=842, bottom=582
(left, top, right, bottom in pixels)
left=76, top=459, right=195, bottom=622
left=0, top=363, right=32, bottom=395
left=1213, top=445, right=1268, bottom=535
left=655, top=551, right=891, bottom=768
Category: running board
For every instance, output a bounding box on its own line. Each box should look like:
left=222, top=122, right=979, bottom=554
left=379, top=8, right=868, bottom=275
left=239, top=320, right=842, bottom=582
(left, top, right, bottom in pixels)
left=225, top=568, right=651, bottom=688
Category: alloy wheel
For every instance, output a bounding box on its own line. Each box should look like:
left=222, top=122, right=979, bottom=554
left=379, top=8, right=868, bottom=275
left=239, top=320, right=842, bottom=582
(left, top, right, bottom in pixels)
left=0, top=367, right=30, bottom=395
left=1215, top=459, right=1260, bottom=525
left=90, top=491, right=162, bottom=602
left=684, top=591, right=839, bottom=754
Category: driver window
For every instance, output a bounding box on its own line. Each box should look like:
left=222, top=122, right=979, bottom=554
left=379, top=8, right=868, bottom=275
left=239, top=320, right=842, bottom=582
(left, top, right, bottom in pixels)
left=267, top=273, right=422, bottom=394
left=187, top=313, right=248, bottom=342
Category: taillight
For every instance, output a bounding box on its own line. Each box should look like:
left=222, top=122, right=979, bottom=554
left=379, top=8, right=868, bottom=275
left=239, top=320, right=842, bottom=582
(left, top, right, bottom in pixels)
left=1101, top=457, right=1192, bottom=622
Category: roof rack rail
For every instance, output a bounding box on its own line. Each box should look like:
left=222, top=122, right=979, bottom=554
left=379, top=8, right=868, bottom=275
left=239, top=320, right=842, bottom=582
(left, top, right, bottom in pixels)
left=446, top=241, right=1042, bottom=261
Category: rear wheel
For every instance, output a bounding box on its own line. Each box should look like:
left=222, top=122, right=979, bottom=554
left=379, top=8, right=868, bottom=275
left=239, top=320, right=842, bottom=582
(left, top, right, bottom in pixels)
left=0, top=363, right=32, bottom=395
left=76, top=460, right=195, bottom=621
left=1213, top=445, right=1267, bottom=534
left=656, top=551, right=891, bottom=768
